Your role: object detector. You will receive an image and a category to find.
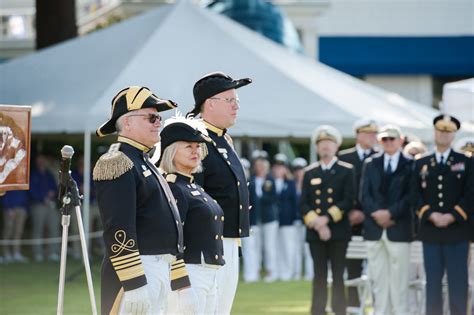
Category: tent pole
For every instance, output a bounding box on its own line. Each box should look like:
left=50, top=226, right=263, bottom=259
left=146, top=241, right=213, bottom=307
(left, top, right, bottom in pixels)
left=83, top=128, right=91, bottom=251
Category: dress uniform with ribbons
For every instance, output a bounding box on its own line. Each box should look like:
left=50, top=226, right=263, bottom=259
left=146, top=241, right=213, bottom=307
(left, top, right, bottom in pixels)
left=93, top=86, right=190, bottom=314
left=301, top=125, right=356, bottom=315
left=411, top=114, right=474, bottom=315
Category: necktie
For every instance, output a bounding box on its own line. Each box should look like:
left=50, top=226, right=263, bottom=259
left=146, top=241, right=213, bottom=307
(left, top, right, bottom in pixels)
left=363, top=151, right=369, bottom=160
left=439, top=155, right=445, bottom=165
left=386, top=158, right=392, bottom=174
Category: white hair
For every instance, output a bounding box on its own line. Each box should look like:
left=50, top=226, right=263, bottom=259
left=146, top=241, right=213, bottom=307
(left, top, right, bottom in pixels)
left=159, top=142, right=205, bottom=174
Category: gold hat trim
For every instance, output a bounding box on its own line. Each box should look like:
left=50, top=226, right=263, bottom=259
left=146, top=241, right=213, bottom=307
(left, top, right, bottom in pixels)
left=435, top=120, right=457, bottom=132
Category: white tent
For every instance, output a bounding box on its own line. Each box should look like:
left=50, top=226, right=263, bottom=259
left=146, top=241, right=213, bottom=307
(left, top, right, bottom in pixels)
left=441, top=78, right=474, bottom=133
left=0, top=0, right=443, bottom=238
left=0, top=0, right=439, bottom=141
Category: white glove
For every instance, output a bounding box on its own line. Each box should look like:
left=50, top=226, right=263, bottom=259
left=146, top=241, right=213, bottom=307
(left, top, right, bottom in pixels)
left=177, top=287, right=199, bottom=314
left=121, top=285, right=151, bottom=315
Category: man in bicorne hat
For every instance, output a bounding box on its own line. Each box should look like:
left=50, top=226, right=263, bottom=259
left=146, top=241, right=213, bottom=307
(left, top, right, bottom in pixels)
left=188, top=72, right=252, bottom=314
left=94, top=86, right=195, bottom=315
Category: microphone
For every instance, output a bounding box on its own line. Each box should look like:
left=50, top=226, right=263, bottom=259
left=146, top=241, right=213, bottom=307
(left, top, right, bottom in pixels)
left=58, top=145, right=74, bottom=202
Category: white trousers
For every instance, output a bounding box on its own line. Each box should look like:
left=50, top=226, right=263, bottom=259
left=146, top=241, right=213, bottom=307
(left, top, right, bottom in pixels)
left=366, top=231, right=411, bottom=315
left=277, top=225, right=297, bottom=281
left=119, top=254, right=172, bottom=315
left=167, top=263, right=220, bottom=315
left=216, top=238, right=239, bottom=315
left=242, top=225, right=262, bottom=282
left=262, top=221, right=279, bottom=282
left=293, top=222, right=314, bottom=280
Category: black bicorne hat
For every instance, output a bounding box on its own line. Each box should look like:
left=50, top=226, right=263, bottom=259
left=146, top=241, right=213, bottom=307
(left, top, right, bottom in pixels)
left=188, top=72, right=251, bottom=116
left=96, top=86, right=177, bottom=137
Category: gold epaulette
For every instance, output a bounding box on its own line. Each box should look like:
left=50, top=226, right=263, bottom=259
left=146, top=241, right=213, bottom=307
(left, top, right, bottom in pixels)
left=93, top=143, right=133, bottom=181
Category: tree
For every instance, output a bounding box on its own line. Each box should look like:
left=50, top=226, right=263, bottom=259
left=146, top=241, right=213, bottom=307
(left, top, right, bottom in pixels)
left=36, top=0, right=77, bottom=49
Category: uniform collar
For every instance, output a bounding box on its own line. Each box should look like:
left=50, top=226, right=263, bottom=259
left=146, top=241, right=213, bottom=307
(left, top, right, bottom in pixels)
left=356, top=144, right=371, bottom=160
left=174, top=171, right=194, bottom=183
left=435, top=148, right=451, bottom=163
left=117, top=136, right=151, bottom=153
left=204, top=120, right=226, bottom=137
left=320, top=157, right=337, bottom=170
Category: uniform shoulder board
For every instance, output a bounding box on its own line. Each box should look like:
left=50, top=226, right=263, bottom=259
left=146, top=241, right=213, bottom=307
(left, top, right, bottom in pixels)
left=224, top=134, right=234, bottom=149
left=93, top=143, right=133, bottom=181
left=465, top=151, right=473, bottom=158
left=166, top=173, right=177, bottom=183
left=415, top=152, right=431, bottom=161
left=304, top=162, right=319, bottom=172
left=337, top=160, right=353, bottom=169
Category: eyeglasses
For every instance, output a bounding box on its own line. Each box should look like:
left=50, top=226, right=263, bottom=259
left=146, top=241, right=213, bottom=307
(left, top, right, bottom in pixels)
left=381, top=137, right=396, bottom=142
left=209, top=97, right=240, bottom=105
left=127, top=113, right=162, bottom=124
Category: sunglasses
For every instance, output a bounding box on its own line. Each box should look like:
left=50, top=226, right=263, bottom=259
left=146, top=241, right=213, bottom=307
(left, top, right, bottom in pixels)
left=381, top=137, right=396, bottom=142
left=127, top=113, right=162, bottom=124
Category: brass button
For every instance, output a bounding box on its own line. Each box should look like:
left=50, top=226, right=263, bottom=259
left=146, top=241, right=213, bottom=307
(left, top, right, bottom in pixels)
left=176, top=220, right=179, bottom=225
left=240, top=205, right=243, bottom=210
left=327, top=188, right=333, bottom=194
left=439, top=201, right=444, bottom=207
left=227, top=161, right=231, bottom=165
left=327, top=197, right=333, bottom=203
left=215, top=235, right=219, bottom=240
left=315, top=190, right=321, bottom=195
left=214, top=199, right=218, bottom=203
left=204, top=197, right=208, bottom=202
left=221, top=216, right=225, bottom=221
left=315, top=199, right=321, bottom=205
left=215, top=255, right=218, bottom=260
left=438, top=193, right=443, bottom=198
left=214, top=215, right=218, bottom=221
left=221, top=236, right=224, bottom=240
left=316, top=209, right=321, bottom=214
left=438, top=175, right=443, bottom=181
left=438, top=184, right=442, bottom=189
left=239, top=228, right=242, bottom=234
left=237, top=181, right=240, bottom=186
left=201, top=188, right=204, bottom=191
left=183, top=246, right=186, bottom=250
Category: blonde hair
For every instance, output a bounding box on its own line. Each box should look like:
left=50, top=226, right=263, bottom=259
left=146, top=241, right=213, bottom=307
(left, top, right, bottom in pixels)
left=159, top=141, right=205, bottom=174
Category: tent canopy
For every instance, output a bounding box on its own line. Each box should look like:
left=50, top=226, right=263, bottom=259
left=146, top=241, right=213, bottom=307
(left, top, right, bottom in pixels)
left=0, top=0, right=439, bottom=141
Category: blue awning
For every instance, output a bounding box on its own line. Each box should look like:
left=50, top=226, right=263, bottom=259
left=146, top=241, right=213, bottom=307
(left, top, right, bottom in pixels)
left=319, top=36, right=474, bottom=76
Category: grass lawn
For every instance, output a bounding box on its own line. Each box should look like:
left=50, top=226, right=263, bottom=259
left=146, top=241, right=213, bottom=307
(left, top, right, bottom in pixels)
left=0, top=259, right=312, bottom=314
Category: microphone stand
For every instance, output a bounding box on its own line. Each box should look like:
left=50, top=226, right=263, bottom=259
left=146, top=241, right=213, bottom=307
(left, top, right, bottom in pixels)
left=56, top=174, right=97, bottom=315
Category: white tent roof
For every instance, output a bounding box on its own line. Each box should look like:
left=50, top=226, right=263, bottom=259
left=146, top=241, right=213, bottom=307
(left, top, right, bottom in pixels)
left=0, top=0, right=439, bottom=141
left=441, top=78, right=474, bottom=123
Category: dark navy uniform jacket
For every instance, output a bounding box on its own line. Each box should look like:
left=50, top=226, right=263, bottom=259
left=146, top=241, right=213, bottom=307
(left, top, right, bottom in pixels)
left=338, top=147, right=377, bottom=236
left=360, top=152, right=414, bottom=242
left=411, top=150, right=474, bottom=243
left=248, top=175, right=279, bottom=225
left=276, top=179, right=298, bottom=226
left=166, top=172, right=225, bottom=266
left=94, top=138, right=184, bottom=315
left=301, top=160, right=356, bottom=242
left=195, top=122, right=250, bottom=238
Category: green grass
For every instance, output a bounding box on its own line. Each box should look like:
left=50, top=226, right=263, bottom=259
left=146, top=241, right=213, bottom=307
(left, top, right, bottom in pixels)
left=0, top=260, right=312, bottom=314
